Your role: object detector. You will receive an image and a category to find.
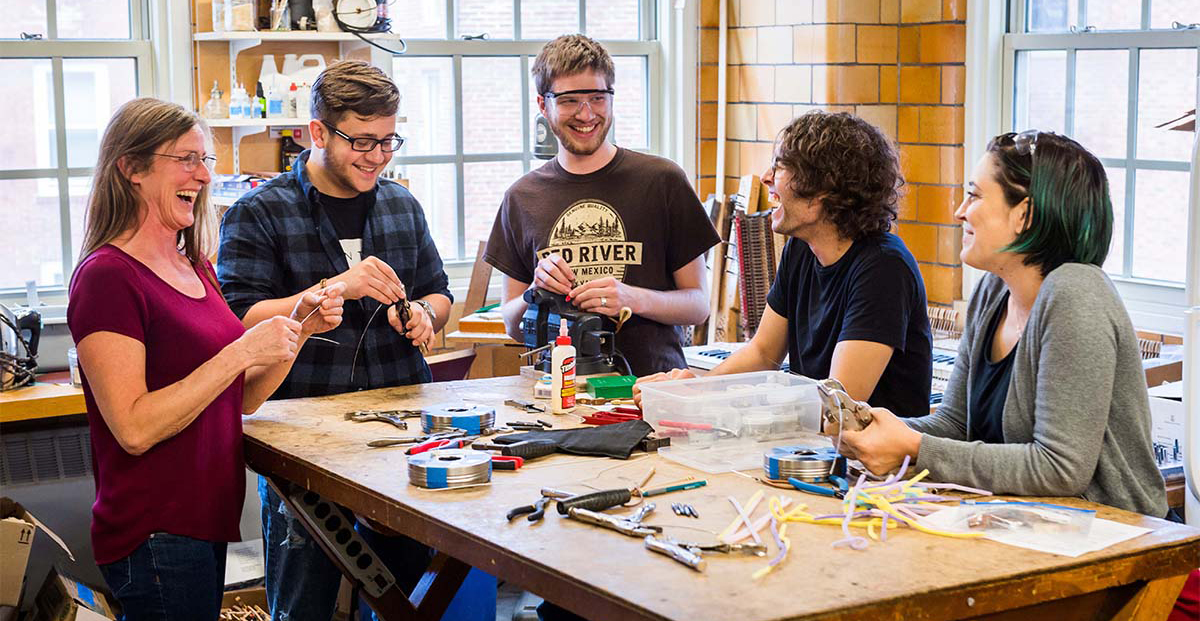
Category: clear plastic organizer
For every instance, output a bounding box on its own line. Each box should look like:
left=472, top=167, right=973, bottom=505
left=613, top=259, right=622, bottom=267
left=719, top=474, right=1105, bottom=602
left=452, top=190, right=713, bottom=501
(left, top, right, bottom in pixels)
left=638, top=371, right=823, bottom=472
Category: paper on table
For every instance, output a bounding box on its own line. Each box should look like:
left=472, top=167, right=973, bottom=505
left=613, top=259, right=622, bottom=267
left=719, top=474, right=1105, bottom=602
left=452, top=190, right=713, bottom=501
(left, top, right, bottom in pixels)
left=920, top=511, right=1152, bottom=557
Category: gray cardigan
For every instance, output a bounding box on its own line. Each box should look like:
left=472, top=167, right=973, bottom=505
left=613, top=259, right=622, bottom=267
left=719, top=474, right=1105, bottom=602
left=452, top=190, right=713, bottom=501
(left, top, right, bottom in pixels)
left=906, top=263, right=1168, bottom=517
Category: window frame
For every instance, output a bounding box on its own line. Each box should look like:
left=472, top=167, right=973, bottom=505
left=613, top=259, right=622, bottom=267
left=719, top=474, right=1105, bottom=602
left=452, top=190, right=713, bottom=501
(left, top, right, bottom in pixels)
left=965, top=0, right=1200, bottom=334
left=0, top=0, right=154, bottom=301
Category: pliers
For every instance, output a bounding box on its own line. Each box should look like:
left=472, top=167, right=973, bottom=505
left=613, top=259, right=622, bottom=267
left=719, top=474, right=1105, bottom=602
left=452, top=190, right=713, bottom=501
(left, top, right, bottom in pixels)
left=404, top=436, right=477, bottom=455
left=345, top=409, right=424, bottom=430
left=816, top=378, right=874, bottom=435
left=787, top=474, right=850, bottom=499
left=506, top=489, right=571, bottom=522
left=367, top=428, right=469, bottom=448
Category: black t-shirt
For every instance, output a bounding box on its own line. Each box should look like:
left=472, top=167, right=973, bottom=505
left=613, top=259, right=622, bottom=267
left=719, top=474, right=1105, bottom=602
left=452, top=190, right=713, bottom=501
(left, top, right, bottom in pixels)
left=969, top=292, right=1015, bottom=444
left=484, top=148, right=720, bottom=375
left=765, top=233, right=932, bottom=416
left=319, top=191, right=371, bottom=264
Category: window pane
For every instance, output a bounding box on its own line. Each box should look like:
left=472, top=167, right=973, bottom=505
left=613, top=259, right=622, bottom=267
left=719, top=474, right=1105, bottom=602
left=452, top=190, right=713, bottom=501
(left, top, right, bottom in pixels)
left=400, top=164, right=458, bottom=259
left=392, top=57, right=455, bottom=156
left=1084, top=0, right=1140, bottom=30
left=613, top=56, right=647, bottom=149
left=1, top=0, right=47, bottom=39
left=1102, top=167, right=1126, bottom=275
left=0, top=179, right=62, bottom=289
left=464, top=160, right=523, bottom=257
left=587, top=0, right=640, bottom=39
left=1136, top=48, right=1196, bottom=161
left=57, top=0, right=130, bottom=39
left=0, top=59, right=56, bottom=170
left=63, top=58, right=137, bottom=168
left=1151, top=0, right=1200, bottom=29
left=456, top=0, right=514, bottom=39
left=1073, top=50, right=1127, bottom=159
left=1014, top=50, right=1066, bottom=134
left=1131, top=169, right=1189, bottom=283
left=1027, top=0, right=1077, bottom=32
left=68, top=176, right=91, bottom=265
left=463, top=57, right=522, bottom=154
left=389, top=0, right=447, bottom=38
left=520, top=0, right=577, bottom=39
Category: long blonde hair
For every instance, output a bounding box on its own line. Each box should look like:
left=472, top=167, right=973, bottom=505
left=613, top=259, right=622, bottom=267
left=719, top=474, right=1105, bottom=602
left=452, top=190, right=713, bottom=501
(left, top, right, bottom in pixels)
left=75, top=98, right=216, bottom=282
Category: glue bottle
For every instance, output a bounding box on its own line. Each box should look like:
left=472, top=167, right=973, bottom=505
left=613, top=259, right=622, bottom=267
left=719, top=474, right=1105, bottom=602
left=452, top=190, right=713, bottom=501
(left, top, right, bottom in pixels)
left=550, top=321, right=576, bottom=414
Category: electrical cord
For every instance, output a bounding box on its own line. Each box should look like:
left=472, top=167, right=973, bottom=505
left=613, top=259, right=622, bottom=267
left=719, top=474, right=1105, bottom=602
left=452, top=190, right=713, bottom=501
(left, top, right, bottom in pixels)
left=0, top=312, right=36, bottom=390
left=334, top=0, right=407, bottom=55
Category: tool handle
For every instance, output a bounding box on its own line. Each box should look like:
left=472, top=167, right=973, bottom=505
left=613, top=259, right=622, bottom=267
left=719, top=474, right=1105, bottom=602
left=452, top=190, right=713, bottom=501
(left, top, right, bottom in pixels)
left=787, top=477, right=837, bottom=497
left=367, top=437, right=412, bottom=448
left=491, top=456, right=524, bottom=470
left=405, top=439, right=447, bottom=455
left=500, top=439, right=558, bottom=459
left=658, top=420, right=712, bottom=430
left=556, top=488, right=633, bottom=515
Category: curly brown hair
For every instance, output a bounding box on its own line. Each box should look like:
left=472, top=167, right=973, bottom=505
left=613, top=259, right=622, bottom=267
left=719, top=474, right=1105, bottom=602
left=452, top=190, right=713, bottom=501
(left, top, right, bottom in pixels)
left=311, top=60, right=400, bottom=124
left=774, top=111, right=903, bottom=240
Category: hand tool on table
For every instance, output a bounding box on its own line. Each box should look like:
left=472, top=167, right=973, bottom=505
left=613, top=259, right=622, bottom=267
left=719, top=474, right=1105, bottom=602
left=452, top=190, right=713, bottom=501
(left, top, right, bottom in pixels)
left=345, top=409, right=424, bottom=430
left=580, top=407, right=642, bottom=426
left=404, top=436, right=478, bottom=455
left=555, top=488, right=638, bottom=514
left=787, top=474, right=849, bottom=499
left=657, top=420, right=738, bottom=439
left=502, top=421, right=554, bottom=431
left=472, top=438, right=559, bottom=460
left=640, top=480, right=707, bottom=497
left=644, top=535, right=707, bottom=572
left=367, top=428, right=469, bottom=448
left=671, top=503, right=699, bottom=518
left=504, top=399, right=547, bottom=414
left=506, top=489, right=573, bottom=523
left=816, top=378, right=874, bottom=435
left=565, top=506, right=662, bottom=537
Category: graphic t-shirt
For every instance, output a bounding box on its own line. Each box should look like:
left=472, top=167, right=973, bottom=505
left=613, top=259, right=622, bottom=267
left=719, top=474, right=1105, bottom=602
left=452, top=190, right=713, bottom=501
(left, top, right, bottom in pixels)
left=485, top=148, right=720, bottom=375
left=319, top=191, right=370, bottom=267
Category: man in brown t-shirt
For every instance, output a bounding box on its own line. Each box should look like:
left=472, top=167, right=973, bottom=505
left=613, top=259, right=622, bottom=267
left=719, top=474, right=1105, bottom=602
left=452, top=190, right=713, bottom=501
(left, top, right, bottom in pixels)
left=485, top=35, right=719, bottom=376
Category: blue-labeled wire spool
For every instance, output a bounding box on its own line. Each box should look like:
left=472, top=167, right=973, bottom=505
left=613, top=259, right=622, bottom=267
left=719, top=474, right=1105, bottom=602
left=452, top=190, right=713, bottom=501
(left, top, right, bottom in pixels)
left=407, top=448, right=493, bottom=489
left=420, top=405, right=496, bottom=435
left=763, top=446, right=838, bottom=482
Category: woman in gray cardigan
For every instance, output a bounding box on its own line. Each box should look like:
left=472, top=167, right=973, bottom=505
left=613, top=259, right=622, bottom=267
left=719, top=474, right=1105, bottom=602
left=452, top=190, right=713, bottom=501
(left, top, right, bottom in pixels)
left=840, top=131, right=1167, bottom=517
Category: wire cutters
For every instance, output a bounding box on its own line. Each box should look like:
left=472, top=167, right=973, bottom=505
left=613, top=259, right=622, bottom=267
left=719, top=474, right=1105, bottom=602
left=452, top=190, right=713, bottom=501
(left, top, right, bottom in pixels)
left=507, top=496, right=551, bottom=522
left=367, top=428, right=469, bottom=448
left=404, top=437, right=476, bottom=455
left=491, top=455, right=524, bottom=470
left=787, top=476, right=848, bottom=499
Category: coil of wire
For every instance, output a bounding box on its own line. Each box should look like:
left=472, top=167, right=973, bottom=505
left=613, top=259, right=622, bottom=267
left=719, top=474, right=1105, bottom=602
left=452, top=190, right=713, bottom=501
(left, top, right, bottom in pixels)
left=420, top=405, right=497, bottom=434
left=763, top=446, right=838, bottom=482
left=408, top=448, right=493, bottom=489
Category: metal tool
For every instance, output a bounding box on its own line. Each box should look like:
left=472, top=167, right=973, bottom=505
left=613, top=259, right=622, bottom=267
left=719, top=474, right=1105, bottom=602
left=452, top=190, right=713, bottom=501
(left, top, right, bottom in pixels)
left=671, top=503, right=699, bottom=518
left=407, top=448, right=492, bottom=489
left=556, top=488, right=635, bottom=515
left=345, top=409, right=423, bottom=430
left=787, top=475, right=849, bottom=500
left=663, top=538, right=766, bottom=556
left=565, top=507, right=662, bottom=537
left=507, top=496, right=553, bottom=522
left=404, top=436, right=477, bottom=455
left=644, top=535, right=707, bottom=572
left=504, top=399, right=547, bottom=414
left=816, top=378, right=874, bottom=435
left=472, top=439, right=559, bottom=460
left=367, top=428, right=469, bottom=448
left=521, top=288, right=622, bottom=376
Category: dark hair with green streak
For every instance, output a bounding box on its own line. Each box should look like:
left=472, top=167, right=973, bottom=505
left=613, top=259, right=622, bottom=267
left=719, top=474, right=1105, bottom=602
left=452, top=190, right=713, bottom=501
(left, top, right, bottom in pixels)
left=986, top=131, right=1113, bottom=276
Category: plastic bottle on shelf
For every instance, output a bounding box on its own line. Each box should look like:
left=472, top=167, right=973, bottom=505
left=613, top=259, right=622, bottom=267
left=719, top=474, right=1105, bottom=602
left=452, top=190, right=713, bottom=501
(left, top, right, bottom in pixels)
left=203, top=81, right=226, bottom=119
left=287, top=83, right=298, bottom=118
left=550, top=321, right=576, bottom=414
left=295, top=82, right=311, bottom=120
left=254, top=82, right=266, bottom=119
left=266, top=86, right=284, bottom=119
left=228, top=85, right=245, bottom=119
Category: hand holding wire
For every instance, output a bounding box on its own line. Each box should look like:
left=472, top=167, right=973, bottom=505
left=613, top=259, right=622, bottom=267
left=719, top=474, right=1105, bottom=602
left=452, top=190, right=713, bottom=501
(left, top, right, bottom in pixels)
left=295, top=282, right=347, bottom=337
left=838, top=407, right=923, bottom=476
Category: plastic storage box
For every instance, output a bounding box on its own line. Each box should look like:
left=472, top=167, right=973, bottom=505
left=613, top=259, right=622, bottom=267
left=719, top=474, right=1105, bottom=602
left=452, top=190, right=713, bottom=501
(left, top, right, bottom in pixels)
left=638, top=371, right=825, bottom=473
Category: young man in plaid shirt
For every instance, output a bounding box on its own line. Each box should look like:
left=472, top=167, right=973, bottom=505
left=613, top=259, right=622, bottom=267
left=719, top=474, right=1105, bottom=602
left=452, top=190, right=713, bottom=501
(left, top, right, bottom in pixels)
left=217, top=60, right=452, bottom=621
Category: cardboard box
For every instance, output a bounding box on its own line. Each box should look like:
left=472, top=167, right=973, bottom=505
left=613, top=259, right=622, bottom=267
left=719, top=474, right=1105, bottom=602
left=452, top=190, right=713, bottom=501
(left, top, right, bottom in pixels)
left=0, top=498, right=73, bottom=608
left=32, top=568, right=115, bottom=621
left=1144, top=359, right=1182, bottom=388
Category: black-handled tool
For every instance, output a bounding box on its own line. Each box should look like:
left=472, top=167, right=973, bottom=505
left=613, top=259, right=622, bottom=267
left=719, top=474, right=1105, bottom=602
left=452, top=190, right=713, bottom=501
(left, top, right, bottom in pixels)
left=473, top=439, right=558, bottom=460
left=556, top=488, right=633, bottom=515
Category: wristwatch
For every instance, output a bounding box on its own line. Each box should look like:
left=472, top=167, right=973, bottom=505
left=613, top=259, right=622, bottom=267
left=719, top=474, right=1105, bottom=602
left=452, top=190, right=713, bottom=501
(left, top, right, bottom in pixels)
left=413, top=299, right=436, bottom=324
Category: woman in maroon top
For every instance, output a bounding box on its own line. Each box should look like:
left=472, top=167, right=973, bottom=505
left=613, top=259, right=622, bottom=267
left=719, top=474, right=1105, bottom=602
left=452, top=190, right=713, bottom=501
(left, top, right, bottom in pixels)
left=67, top=98, right=345, bottom=621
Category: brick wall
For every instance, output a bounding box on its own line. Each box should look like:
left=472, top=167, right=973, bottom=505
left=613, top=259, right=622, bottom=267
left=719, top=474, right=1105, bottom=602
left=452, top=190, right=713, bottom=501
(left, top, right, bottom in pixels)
left=695, top=0, right=967, bottom=305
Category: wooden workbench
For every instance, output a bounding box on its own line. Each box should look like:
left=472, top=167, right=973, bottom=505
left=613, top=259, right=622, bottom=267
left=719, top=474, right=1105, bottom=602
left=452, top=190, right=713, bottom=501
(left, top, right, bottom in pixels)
left=0, top=380, right=85, bottom=423
left=243, top=375, right=1200, bottom=621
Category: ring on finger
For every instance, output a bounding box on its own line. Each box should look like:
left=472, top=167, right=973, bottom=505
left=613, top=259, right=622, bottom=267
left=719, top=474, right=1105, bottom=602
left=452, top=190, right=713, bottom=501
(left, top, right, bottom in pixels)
left=600, top=296, right=607, bottom=308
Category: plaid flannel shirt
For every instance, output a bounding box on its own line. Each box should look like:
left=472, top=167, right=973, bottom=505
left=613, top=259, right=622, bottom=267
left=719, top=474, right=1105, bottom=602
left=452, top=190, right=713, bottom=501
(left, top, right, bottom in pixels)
left=216, top=151, right=452, bottom=399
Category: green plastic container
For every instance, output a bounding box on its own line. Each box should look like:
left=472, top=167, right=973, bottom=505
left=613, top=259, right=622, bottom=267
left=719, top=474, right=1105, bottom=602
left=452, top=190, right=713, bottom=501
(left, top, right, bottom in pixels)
left=586, top=375, right=638, bottom=399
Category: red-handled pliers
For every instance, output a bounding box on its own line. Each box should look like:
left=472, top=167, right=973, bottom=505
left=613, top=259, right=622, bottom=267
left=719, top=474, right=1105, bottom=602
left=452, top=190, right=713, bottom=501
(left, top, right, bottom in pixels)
left=491, top=456, right=524, bottom=470
left=404, top=437, right=474, bottom=455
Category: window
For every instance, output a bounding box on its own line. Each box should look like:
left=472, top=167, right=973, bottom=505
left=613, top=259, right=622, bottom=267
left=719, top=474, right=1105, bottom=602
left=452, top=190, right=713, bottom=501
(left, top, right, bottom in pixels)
left=388, top=0, right=658, bottom=260
left=1005, top=1, right=1199, bottom=290
left=0, top=0, right=151, bottom=293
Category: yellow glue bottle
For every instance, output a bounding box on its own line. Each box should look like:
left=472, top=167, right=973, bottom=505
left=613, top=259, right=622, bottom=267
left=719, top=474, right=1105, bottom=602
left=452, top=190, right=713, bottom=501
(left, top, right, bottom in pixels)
left=550, top=321, right=576, bottom=414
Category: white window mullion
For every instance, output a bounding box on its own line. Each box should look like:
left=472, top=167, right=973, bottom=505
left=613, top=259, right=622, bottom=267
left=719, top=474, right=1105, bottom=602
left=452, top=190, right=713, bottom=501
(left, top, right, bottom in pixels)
left=1122, top=47, right=1139, bottom=278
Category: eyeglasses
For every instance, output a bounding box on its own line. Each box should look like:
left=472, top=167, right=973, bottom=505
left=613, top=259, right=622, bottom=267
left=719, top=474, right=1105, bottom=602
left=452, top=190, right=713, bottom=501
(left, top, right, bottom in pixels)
left=1012, top=129, right=1040, bottom=157
left=154, top=152, right=217, bottom=172
left=321, top=121, right=405, bottom=152
left=544, top=88, right=614, bottom=115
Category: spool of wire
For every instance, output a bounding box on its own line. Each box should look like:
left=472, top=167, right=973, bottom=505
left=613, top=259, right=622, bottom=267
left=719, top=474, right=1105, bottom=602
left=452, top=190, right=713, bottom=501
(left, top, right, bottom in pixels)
left=421, top=405, right=496, bottom=434
left=408, top=449, right=493, bottom=489
left=763, top=446, right=838, bottom=482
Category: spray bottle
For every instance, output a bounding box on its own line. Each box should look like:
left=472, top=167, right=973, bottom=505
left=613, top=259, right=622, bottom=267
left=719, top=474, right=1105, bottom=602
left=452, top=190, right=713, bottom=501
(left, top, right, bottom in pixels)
left=551, top=320, right=576, bottom=414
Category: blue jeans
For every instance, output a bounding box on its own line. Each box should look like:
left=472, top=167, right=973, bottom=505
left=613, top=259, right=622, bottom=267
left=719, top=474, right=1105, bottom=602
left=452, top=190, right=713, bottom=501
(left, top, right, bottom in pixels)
left=259, top=477, right=433, bottom=621
left=99, top=533, right=227, bottom=621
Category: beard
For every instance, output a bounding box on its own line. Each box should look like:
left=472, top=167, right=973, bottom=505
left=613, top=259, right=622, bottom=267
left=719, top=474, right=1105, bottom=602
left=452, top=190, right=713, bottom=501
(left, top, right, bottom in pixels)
left=549, top=113, right=613, bottom=156
left=324, top=146, right=377, bottom=195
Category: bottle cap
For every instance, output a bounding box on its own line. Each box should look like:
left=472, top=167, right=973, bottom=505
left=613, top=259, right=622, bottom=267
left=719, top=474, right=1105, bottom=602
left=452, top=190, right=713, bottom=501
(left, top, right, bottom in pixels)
left=555, top=321, right=571, bottom=346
